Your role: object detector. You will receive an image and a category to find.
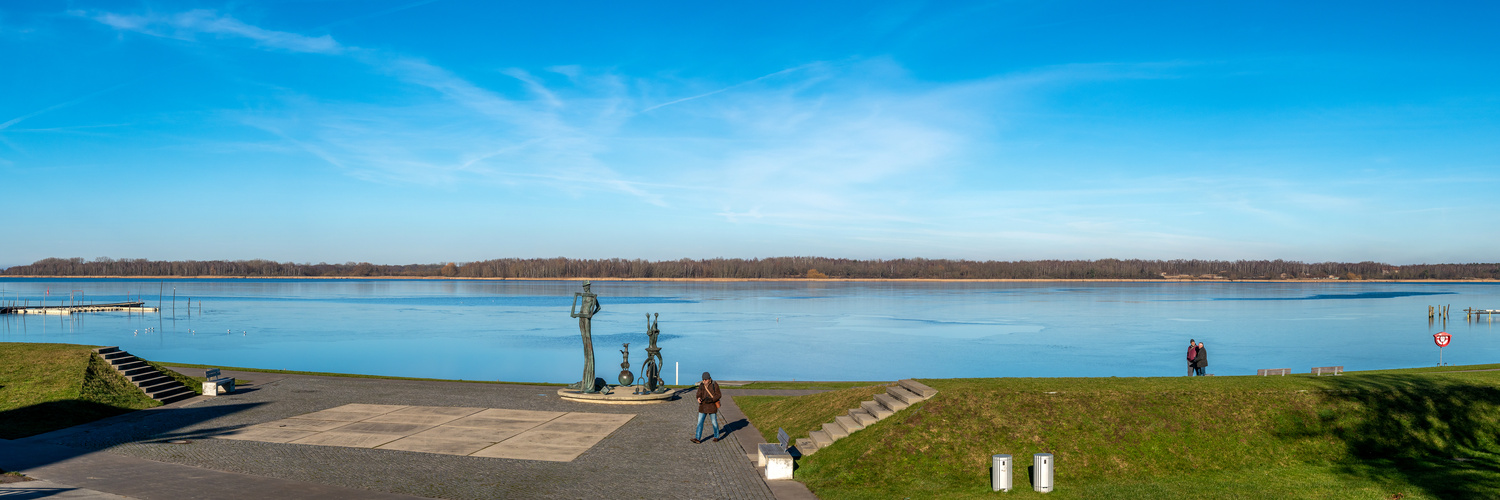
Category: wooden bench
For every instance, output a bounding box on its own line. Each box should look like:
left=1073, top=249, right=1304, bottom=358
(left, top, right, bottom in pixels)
left=757, top=427, right=794, bottom=480
left=202, top=368, right=235, bottom=396
left=1257, top=368, right=1291, bottom=376
left=1311, top=366, right=1343, bottom=376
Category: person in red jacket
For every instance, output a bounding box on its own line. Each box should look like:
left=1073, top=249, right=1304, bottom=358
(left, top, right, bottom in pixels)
left=692, top=372, right=722, bottom=443
left=1186, top=338, right=1198, bottom=376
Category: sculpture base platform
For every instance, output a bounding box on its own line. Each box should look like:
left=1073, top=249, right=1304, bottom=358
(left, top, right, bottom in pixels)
left=557, top=387, right=676, bottom=405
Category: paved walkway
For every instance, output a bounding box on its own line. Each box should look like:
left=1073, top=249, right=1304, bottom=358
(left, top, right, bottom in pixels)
left=0, top=478, right=135, bottom=499
left=1, top=370, right=785, bottom=500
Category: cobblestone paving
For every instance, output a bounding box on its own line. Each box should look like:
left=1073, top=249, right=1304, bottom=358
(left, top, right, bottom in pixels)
left=33, top=375, right=774, bottom=500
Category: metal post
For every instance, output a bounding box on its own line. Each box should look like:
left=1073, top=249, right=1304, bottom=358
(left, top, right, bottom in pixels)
left=991, top=454, right=1012, bottom=492
left=675, top=362, right=679, bottom=386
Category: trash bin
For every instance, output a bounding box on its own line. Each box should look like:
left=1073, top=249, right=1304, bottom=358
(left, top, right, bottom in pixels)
left=1033, top=453, right=1053, bottom=493
left=991, top=454, right=1012, bottom=492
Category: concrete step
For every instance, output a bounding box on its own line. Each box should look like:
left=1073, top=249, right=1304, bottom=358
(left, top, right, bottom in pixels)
left=888, top=385, right=924, bottom=405
left=141, top=381, right=180, bottom=396
left=821, top=422, right=848, bottom=440
left=862, top=400, right=894, bottom=419
left=794, top=437, right=818, bottom=456
left=156, top=387, right=196, bottom=404
left=101, top=351, right=134, bottom=362
left=90, top=347, right=194, bottom=404
left=875, top=393, right=909, bottom=413
left=121, top=365, right=157, bottom=377
left=898, top=379, right=938, bottom=398
left=809, top=430, right=834, bottom=449
left=129, top=372, right=168, bottom=385
left=849, top=409, right=879, bottom=427
left=834, top=415, right=863, bottom=434
left=144, top=381, right=185, bottom=396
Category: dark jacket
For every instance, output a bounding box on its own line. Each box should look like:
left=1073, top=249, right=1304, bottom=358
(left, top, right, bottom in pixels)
left=1194, top=345, right=1208, bottom=368
left=1186, top=345, right=1197, bottom=363
left=696, top=380, right=721, bottom=414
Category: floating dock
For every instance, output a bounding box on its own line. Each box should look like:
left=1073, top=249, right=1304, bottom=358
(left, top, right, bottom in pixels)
left=0, top=301, right=159, bottom=315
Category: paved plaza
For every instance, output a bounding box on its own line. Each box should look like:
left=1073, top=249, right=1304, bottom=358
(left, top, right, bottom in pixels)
left=4, top=370, right=786, bottom=499
left=220, top=404, right=633, bottom=461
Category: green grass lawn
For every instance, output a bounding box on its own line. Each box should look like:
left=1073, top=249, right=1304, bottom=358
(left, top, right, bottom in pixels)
left=0, top=343, right=160, bottom=439
left=732, top=381, right=893, bottom=391
left=739, top=368, right=1500, bottom=499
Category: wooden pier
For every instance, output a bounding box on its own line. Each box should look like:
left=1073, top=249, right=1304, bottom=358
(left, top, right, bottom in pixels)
left=1467, top=308, right=1499, bottom=319
left=0, top=301, right=159, bottom=315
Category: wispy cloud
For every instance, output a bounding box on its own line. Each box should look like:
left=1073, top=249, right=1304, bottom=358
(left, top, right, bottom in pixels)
left=641, top=62, right=825, bottom=112
left=79, top=8, right=1330, bottom=256
left=87, top=9, right=344, bottom=54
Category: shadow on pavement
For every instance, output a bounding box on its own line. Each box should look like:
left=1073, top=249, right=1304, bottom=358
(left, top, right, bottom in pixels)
left=0, top=485, right=86, bottom=499
left=719, top=416, right=749, bottom=438
left=0, top=402, right=265, bottom=473
left=0, top=401, right=136, bottom=440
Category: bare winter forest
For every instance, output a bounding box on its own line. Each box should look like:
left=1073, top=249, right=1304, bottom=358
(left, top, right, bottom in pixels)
left=4, top=257, right=1498, bottom=280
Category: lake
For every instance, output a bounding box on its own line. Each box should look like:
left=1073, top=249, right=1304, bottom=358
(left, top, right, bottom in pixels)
left=1, top=278, right=1495, bottom=382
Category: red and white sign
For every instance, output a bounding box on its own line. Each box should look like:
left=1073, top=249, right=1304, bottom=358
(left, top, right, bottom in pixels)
left=1434, top=332, right=1451, bottom=347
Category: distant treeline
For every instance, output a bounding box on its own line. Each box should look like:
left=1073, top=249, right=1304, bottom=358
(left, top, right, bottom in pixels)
left=4, top=257, right=1499, bottom=280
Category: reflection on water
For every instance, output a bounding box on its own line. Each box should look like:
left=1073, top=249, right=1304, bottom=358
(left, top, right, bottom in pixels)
left=1, top=278, right=1497, bottom=381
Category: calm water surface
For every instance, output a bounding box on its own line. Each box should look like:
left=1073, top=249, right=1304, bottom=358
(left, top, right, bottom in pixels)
left=2, top=278, right=1496, bottom=382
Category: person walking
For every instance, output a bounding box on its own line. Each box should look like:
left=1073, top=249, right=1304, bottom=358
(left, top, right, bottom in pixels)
left=1186, top=339, right=1198, bottom=376
left=1194, top=342, right=1208, bottom=376
left=692, top=372, right=722, bottom=443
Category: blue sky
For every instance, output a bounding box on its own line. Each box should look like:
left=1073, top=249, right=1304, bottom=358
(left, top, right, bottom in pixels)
left=1, top=1, right=1496, bottom=266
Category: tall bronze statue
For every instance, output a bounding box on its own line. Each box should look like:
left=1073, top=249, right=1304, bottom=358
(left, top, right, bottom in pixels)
left=569, top=281, right=602, bottom=393
left=640, top=313, right=667, bottom=393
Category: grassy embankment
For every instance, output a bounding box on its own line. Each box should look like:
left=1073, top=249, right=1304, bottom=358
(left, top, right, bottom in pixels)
left=738, top=368, right=1500, bottom=499
left=0, top=343, right=161, bottom=439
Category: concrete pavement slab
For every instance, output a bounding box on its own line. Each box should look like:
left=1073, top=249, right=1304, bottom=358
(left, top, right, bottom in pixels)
left=362, top=412, right=470, bottom=426
left=325, top=421, right=433, bottom=435
left=331, top=403, right=410, bottom=414
left=215, top=427, right=318, bottom=443
left=252, top=418, right=351, bottom=432
left=377, top=436, right=492, bottom=456
left=288, top=431, right=404, bottom=448
left=405, top=424, right=528, bottom=442
left=287, top=410, right=389, bottom=422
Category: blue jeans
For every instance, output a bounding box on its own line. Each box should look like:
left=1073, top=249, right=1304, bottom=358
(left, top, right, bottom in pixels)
left=696, top=412, right=720, bottom=440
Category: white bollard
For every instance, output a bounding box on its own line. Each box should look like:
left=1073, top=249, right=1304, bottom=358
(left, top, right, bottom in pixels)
left=1033, top=453, right=1054, bottom=493
left=675, top=362, right=679, bottom=386
left=991, top=454, right=1012, bottom=492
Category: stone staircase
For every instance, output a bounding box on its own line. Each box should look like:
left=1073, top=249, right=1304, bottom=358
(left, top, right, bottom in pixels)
left=795, top=379, right=937, bottom=456
left=93, top=346, right=197, bottom=404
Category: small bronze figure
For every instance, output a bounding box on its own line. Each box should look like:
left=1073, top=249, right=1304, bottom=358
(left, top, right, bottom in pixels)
left=618, top=343, right=634, bottom=386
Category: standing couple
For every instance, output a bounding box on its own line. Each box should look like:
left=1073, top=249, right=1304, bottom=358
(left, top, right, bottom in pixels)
left=1186, top=339, right=1208, bottom=376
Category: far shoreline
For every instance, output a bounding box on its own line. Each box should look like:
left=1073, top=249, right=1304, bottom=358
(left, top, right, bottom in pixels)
left=1, top=275, right=1497, bottom=283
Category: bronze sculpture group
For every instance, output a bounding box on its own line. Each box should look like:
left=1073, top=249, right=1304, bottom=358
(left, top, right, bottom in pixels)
left=565, top=282, right=669, bottom=395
